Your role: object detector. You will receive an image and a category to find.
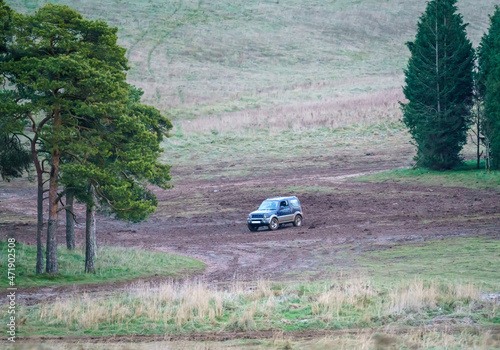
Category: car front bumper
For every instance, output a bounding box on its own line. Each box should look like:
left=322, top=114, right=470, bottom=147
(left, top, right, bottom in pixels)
left=247, top=218, right=271, bottom=225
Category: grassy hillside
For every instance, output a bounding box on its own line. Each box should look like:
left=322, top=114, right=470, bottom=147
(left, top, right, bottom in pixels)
left=8, top=1, right=498, bottom=178
left=8, top=0, right=498, bottom=132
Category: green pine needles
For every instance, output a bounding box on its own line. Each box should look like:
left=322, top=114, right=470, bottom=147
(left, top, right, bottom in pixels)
left=402, top=0, right=475, bottom=170
left=1, top=2, right=173, bottom=274
left=478, top=6, right=500, bottom=169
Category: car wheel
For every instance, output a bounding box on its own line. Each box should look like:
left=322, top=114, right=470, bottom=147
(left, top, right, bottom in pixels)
left=293, top=215, right=302, bottom=227
left=269, top=218, right=279, bottom=231
left=248, top=224, right=258, bottom=232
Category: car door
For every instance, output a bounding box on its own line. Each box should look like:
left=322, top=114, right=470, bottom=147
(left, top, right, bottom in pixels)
left=277, top=200, right=293, bottom=223
left=290, top=199, right=300, bottom=216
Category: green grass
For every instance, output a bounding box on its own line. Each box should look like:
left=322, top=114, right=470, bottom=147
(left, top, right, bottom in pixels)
left=163, top=123, right=407, bottom=181
left=356, top=237, right=500, bottom=291
left=13, top=237, right=500, bottom=337
left=0, top=240, right=205, bottom=288
left=357, top=161, right=500, bottom=190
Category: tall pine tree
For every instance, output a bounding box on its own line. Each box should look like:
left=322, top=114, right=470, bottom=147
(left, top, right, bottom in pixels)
left=478, top=6, right=500, bottom=169
left=2, top=5, right=129, bottom=273
left=0, top=1, right=31, bottom=180
left=59, top=86, right=172, bottom=273
left=402, top=0, right=474, bottom=170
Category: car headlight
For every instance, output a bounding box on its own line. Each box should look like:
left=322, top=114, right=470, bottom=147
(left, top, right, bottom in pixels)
left=248, top=214, right=252, bottom=219
left=264, top=213, right=269, bottom=218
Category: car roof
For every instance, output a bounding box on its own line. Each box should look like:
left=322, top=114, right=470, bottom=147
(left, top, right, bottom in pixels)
left=265, top=196, right=298, bottom=201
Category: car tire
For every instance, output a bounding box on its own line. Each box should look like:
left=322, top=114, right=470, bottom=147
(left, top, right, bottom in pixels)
left=269, top=218, right=279, bottom=231
left=293, top=215, right=302, bottom=227
left=248, top=224, right=258, bottom=232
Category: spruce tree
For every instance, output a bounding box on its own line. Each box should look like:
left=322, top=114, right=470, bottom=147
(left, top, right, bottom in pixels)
left=478, top=6, right=500, bottom=169
left=402, top=0, right=474, bottom=170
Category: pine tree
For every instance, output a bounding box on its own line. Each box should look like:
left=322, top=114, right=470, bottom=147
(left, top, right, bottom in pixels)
left=0, top=1, right=31, bottom=180
left=0, top=133, right=31, bottom=181
left=478, top=5, right=500, bottom=169
left=402, top=0, right=474, bottom=170
left=0, top=0, right=12, bottom=66
left=2, top=4, right=173, bottom=274
left=1, top=4, right=129, bottom=273
left=59, top=86, right=172, bottom=272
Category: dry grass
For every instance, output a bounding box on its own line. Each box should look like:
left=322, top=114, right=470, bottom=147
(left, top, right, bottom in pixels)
left=314, top=329, right=500, bottom=350
left=22, top=277, right=497, bottom=336
left=386, top=280, right=482, bottom=316
left=179, top=89, right=404, bottom=134
left=312, top=278, right=376, bottom=322
left=10, top=0, right=497, bottom=121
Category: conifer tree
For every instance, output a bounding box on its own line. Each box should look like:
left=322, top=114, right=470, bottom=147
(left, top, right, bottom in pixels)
left=59, top=86, right=172, bottom=272
left=478, top=6, right=500, bottom=169
left=2, top=5, right=129, bottom=273
left=0, top=1, right=31, bottom=180
left=402, top=0, right=474, bottom=170
left=2, top=4, right=173, bottom=274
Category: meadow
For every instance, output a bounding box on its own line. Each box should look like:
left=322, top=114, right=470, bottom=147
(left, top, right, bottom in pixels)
left=0, top=241, right=205, bottom=288
left=3, top=0, right=500, bottom=348
left=11, top=237, right=499, bottom=338
left=9, top=0, right=497, bottom=127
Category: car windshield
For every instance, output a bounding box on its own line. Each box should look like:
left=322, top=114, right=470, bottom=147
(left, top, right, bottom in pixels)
left=258, top=200, right=278, bottom=210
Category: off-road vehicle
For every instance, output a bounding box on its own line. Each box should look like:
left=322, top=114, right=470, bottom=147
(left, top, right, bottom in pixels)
left=247, top=196, right=303, bottom=232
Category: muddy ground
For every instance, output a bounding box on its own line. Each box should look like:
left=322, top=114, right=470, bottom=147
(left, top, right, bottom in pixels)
left=1, top=142, right=499, bottom=305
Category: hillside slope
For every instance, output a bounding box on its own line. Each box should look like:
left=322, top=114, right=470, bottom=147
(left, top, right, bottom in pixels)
left=9, top=0, right=497, bottom=132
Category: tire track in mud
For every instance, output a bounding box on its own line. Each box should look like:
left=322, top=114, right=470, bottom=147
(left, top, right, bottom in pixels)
left=10, top=326, right=500, bottom=343
left=3, top=157, right=500, bottom=306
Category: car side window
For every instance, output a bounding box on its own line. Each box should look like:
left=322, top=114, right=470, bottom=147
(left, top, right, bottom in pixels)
left=280, top=200, right=288, bottom=208
left=290, top=199, right=299, bottom=208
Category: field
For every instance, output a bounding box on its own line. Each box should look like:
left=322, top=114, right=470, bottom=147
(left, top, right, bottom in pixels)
left=2, top=0, right=500, bottom=348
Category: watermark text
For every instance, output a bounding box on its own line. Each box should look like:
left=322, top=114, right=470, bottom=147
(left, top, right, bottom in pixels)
left=6, top=238, right=16, bottom=342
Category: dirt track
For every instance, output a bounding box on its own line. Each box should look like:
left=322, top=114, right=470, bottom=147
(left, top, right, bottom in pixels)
left=1, top=145, right=500, bottom=305
left=15, top=325, right=500, bottom=343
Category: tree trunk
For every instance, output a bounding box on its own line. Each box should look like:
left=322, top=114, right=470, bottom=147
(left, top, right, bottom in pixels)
left=46, top=159, right=59, bottom=274
left=85, top=182, right=96, bottom=273
left=46, top=111, right=61, bottom=274
left=92, top=205, right=97, bottom=258
left=36, top=168, right=44, bottom=274
left=435, top=11, right=441, bottom=115
left=485, top=138, right=491, bottom=171
left=477, top=116, right=481, bottom=170
left=31, top=135, right=44, bottom=274
left=65, top=190, right=75, bottom=250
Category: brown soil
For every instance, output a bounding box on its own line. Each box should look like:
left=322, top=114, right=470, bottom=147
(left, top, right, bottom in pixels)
left=11, top=326, right=500, bottom=344
left=1, top=145, right=500, bottom=305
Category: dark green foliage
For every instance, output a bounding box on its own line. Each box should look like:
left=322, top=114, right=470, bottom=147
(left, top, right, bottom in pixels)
left=402, top=0, right=474, bottom=170
left=0, top=4, right=135, bottom=274
left=0, top=134, right=31, bottom=181
left=1, top=3, right=173, bottom=273
left=0, top=1, right=32, bottom=181
left=0, top=0, right=12, bottom=63
left=59, top=86, right=172, bottom=223
left=478, top=6, right=500, bottom=169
